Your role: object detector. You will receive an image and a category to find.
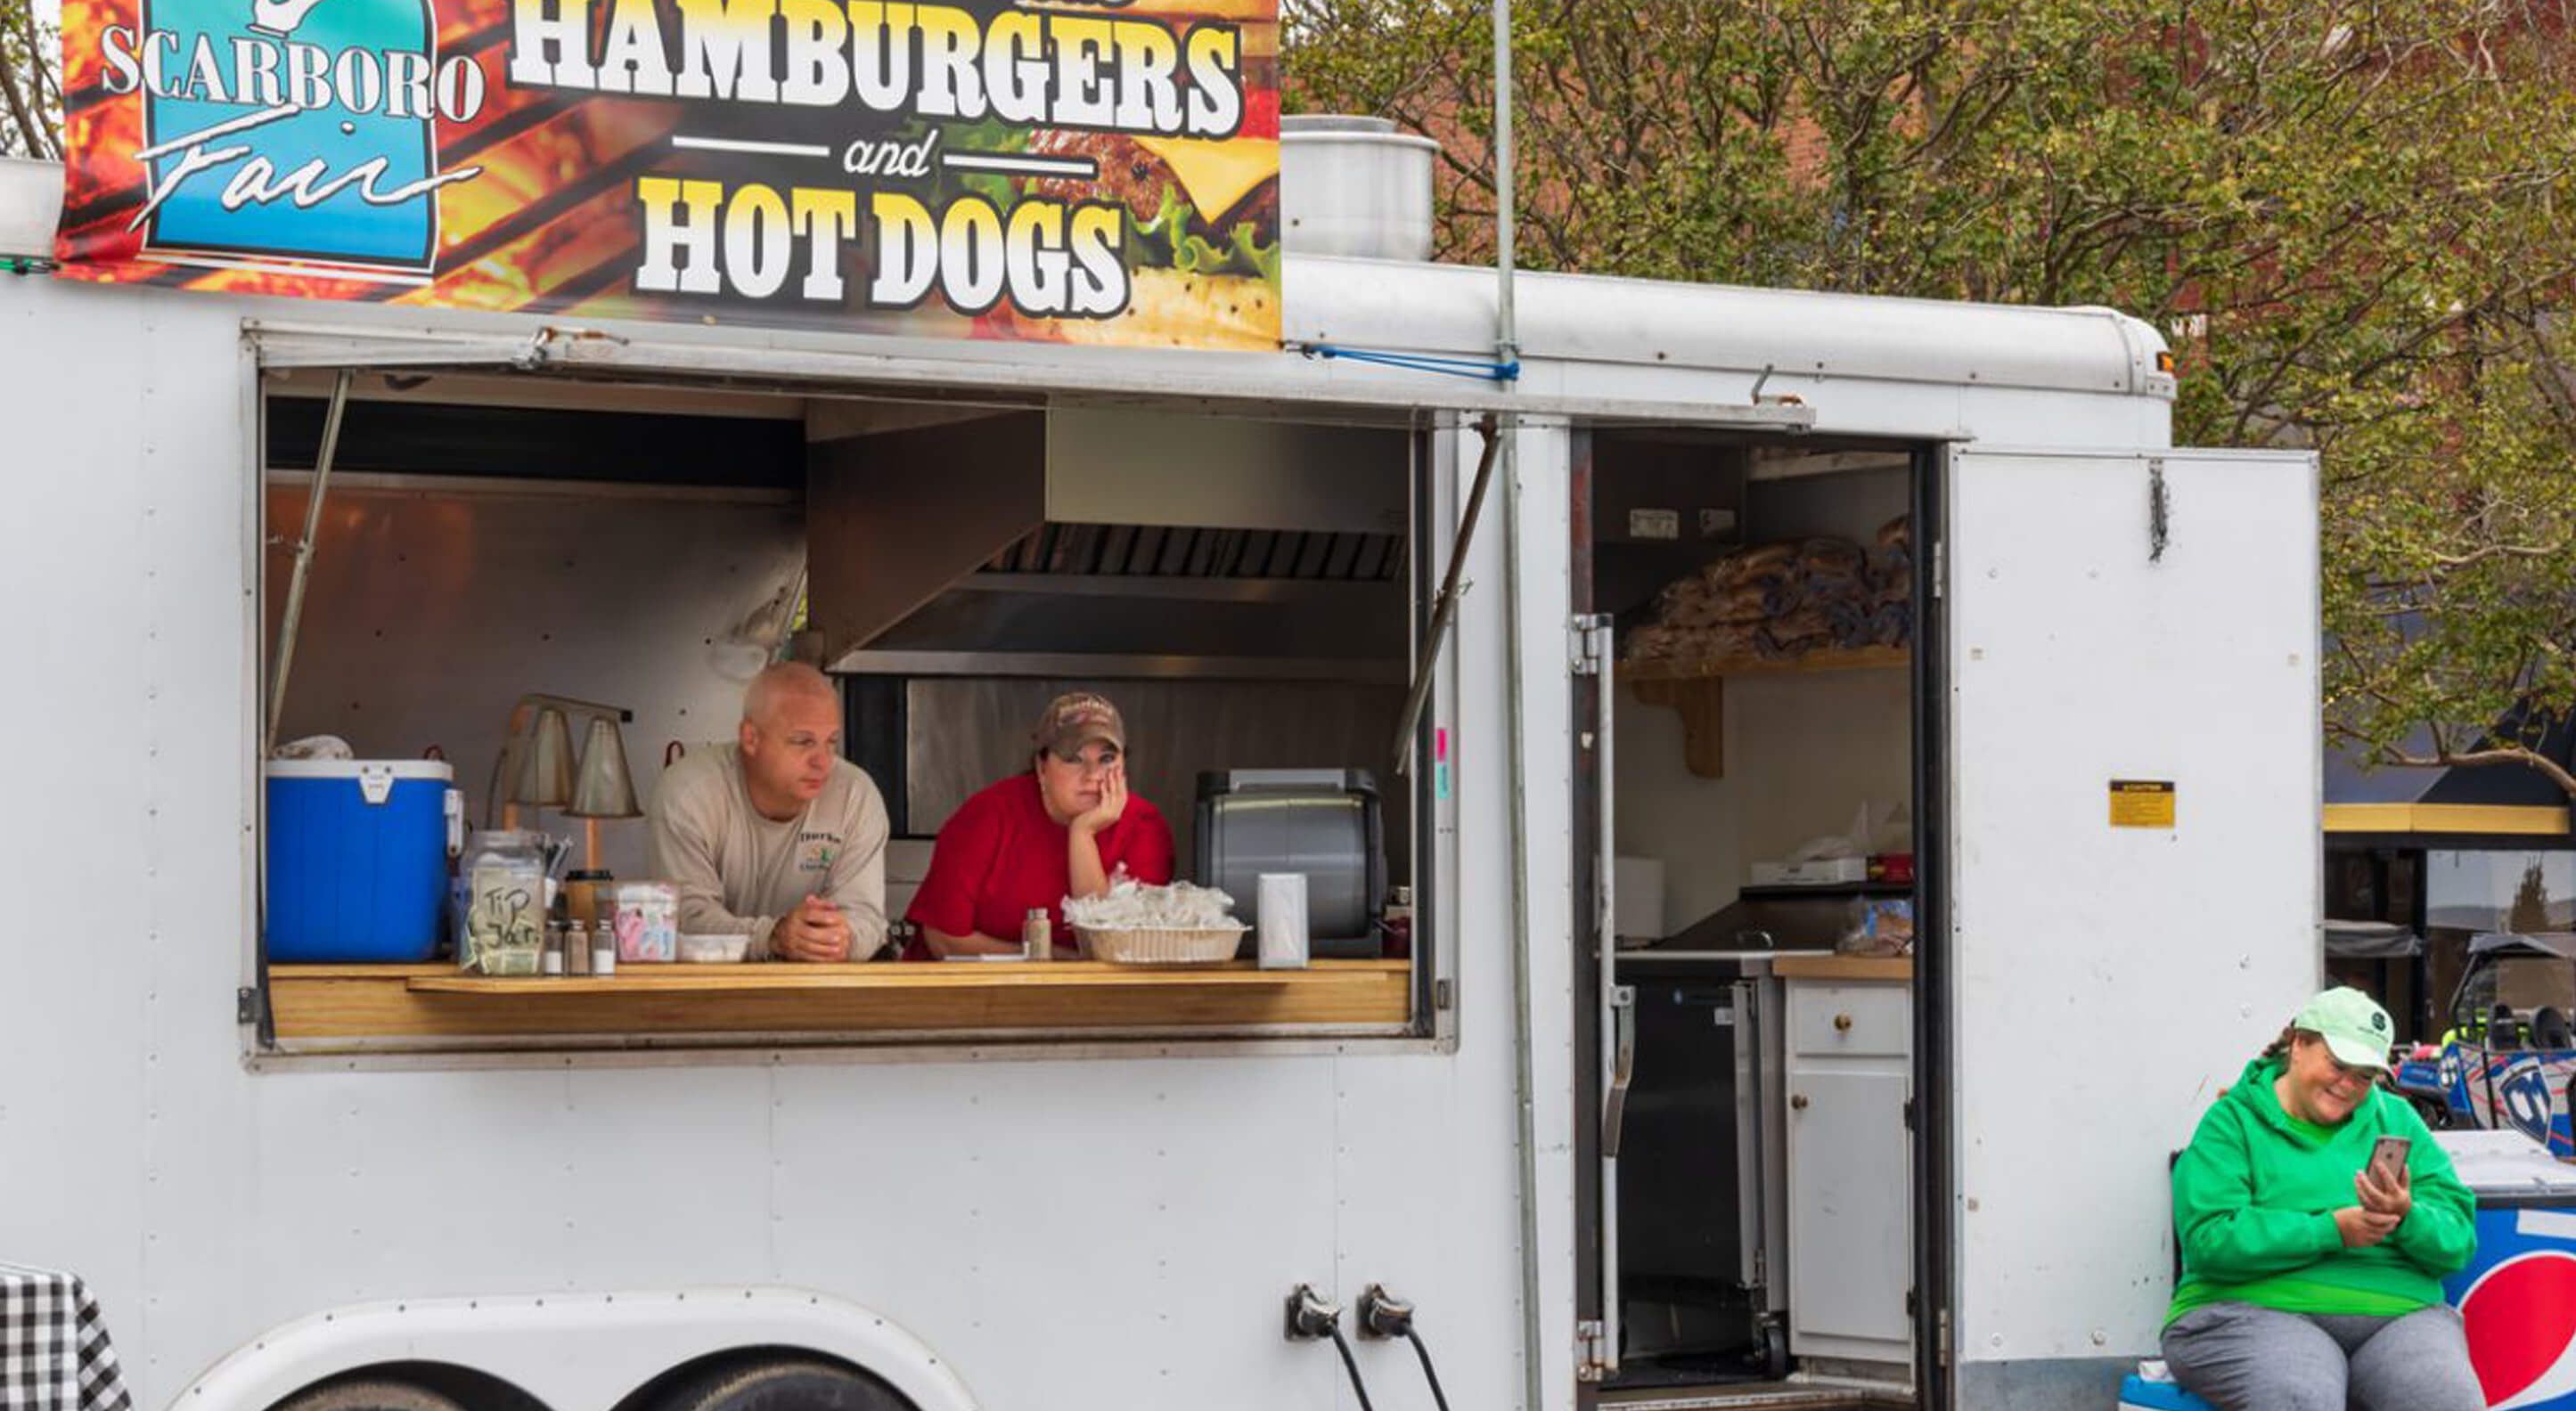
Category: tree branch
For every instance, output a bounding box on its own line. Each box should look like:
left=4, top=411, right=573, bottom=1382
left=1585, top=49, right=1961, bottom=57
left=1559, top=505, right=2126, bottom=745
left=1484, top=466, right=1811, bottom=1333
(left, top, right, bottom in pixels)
left=2384, top=745, right=2576, bottom=802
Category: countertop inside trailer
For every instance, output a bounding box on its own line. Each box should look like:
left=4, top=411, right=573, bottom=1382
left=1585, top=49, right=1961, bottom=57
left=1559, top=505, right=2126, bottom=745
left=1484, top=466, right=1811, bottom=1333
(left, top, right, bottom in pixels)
left=1768, top=954, right=1912, bottom=982
left=264, top=961, right=1412, bottom=1045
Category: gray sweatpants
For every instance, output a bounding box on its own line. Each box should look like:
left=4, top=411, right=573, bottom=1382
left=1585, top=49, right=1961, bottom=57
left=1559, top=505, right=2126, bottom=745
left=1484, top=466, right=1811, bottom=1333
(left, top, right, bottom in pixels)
left=2161, top=1301, right=2485, bottom=1411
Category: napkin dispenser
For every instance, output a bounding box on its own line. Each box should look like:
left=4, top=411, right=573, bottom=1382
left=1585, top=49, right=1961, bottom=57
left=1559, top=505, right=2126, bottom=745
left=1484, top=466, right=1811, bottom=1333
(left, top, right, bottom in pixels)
left=1195, top=769, right=1384, bottom=959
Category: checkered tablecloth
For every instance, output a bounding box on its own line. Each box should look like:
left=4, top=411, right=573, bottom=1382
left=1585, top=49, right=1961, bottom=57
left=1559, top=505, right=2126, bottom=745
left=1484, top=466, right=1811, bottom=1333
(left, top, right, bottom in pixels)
left=0, top=1264, right=132, bottom=1411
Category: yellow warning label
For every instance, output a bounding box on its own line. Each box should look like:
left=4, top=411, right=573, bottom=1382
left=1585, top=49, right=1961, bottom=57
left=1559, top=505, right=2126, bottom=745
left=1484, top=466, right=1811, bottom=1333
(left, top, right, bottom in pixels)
left=2111, top=779, right=2177, bottom=828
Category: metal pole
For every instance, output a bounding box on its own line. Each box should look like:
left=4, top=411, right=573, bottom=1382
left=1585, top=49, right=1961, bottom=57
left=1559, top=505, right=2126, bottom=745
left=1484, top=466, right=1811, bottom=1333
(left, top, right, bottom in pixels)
left=1393, top=416, right=1503, bottom=773
left=266, top=368, right=353, bottom=755
left=1501, top=419, right=1546, bottom=1411
left=1492, top=0, right=1517, bottom=376
left=1489, top=1, right=1542, bottom=1404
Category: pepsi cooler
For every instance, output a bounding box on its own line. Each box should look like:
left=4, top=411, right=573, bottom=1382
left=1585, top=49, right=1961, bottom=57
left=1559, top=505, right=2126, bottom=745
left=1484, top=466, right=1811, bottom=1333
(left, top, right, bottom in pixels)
left=2436, top=1129, right=2576, bottom=1411
left=1195, top=769, right=1384, bottom=959
left=266, top=759, right=462, bottom=963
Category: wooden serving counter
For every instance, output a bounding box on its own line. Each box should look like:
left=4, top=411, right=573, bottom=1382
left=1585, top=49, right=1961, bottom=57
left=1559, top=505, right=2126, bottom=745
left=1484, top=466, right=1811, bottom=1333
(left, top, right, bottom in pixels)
left=266, top=960, right=1413, bottom=1043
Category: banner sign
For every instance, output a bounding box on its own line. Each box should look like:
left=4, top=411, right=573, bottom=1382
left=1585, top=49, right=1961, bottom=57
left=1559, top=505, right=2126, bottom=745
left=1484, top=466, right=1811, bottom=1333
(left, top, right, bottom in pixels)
left=52, top=0, right=1281, bottom=349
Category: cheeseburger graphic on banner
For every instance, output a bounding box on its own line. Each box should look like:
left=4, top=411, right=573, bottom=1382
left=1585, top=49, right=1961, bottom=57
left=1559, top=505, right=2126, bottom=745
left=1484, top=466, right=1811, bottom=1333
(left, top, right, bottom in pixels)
left=52, top=0, right=1282, bottom=349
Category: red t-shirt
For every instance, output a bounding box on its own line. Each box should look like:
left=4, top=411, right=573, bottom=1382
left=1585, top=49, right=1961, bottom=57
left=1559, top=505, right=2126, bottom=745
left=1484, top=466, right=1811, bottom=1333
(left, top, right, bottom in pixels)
left=904, top=772, right=1176, bottom=958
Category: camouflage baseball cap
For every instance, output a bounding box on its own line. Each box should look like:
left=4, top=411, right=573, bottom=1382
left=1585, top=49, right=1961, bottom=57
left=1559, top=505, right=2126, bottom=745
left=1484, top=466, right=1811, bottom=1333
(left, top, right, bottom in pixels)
left=1034, top=691, right=1125, bottom=756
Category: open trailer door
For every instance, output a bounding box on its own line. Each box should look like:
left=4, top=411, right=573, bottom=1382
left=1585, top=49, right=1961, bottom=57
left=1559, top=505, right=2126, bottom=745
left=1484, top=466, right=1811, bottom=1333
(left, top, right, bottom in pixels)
left=1942, top=446, right=2319, bottom=1408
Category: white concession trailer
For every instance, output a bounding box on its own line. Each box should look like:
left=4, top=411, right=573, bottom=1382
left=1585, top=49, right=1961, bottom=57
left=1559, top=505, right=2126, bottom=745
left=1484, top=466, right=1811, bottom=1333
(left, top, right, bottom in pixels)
left=0, top=151, right=2320, bottom=1411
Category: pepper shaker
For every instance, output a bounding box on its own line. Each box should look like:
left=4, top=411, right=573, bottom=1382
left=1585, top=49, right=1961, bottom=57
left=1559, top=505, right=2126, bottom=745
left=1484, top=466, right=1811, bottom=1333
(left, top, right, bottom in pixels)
left=565, top=919, right=591, bottom=976
left=1022, top=908, right=1052, bottom=962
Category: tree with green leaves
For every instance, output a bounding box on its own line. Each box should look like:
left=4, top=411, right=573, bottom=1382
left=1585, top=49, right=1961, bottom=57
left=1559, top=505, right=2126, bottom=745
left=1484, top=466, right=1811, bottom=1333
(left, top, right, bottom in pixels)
left=0, top=0, right=58, bottom=159
left=1288, top=0, right=2576, bottom=798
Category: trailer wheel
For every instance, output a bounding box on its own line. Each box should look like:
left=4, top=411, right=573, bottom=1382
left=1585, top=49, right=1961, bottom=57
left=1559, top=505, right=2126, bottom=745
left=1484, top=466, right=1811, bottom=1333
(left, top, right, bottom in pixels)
left=272, top=1382, right=467, bottom=1411
left=654, top=1359, right=912, bottom=1411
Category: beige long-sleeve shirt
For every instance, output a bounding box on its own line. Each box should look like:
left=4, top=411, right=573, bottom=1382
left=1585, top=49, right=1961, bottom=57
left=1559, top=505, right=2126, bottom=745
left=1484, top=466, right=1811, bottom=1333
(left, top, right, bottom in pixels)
left=644, top=744, right=890, bottom=961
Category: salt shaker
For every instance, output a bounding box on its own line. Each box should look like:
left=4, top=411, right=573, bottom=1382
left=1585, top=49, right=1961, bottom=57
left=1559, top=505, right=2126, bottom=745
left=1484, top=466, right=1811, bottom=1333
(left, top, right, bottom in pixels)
left=587, top=920, right=617, bottom=976
left=541, top=923, right=565, bottom=976
left=1022, top=908, right=1052, bottom=962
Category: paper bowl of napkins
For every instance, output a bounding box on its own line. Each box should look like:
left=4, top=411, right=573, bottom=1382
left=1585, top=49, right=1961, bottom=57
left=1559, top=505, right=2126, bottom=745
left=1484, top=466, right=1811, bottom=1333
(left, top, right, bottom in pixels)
left=1064, top=880, right=1247, bottom=965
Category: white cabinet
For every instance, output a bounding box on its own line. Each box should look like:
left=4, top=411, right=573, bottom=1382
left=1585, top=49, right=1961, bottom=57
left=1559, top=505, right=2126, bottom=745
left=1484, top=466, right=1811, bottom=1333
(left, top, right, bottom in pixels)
left=1784, top=974, right=1913, bottom=1368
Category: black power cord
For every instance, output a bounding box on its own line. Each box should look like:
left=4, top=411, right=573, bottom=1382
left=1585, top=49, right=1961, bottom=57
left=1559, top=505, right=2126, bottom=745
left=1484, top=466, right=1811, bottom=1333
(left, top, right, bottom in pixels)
left=1287, top=1285, right=1384, bottom=1411
left=1325, top=1324, right=1380, bottom=1411
left=1357, top=1285, right=1452, bottom=1411
left=1402, top=1327, right=1453, bottom=1411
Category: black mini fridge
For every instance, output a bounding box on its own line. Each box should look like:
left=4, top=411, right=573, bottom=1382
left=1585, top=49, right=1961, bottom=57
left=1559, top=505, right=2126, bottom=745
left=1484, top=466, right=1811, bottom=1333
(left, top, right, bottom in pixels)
left=1611, top=954, right=1791, bottom=1384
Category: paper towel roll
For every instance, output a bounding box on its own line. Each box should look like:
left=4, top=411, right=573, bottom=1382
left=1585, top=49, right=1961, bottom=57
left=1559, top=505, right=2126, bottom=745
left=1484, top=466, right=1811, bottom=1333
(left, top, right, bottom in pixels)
left=1614, top=856, right=1666, bottom=942
left=1258, top=873, right=1310, bottom=970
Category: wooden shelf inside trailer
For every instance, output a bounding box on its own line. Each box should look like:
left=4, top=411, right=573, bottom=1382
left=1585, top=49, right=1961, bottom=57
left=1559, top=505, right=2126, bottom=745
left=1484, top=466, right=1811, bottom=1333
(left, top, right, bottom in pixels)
left=1615, top=645, right=1910, bottom=682
left=265, top=960, right=1412, bottom=1044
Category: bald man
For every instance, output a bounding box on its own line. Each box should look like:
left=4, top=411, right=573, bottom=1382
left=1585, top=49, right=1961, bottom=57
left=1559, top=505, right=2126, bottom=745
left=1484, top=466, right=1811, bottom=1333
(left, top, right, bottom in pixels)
left=645, top=663, right=890, bottom=962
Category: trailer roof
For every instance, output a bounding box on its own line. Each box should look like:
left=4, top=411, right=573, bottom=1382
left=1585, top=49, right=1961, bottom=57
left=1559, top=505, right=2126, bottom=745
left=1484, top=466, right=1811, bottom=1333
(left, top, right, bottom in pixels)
left=234, top=245, right=2176, bottom=429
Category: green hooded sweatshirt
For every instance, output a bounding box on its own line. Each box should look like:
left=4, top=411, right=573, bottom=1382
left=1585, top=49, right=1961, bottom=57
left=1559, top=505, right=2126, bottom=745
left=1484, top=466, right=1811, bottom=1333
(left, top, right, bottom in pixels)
left=2165, top=1056, right=2479, bottom=1327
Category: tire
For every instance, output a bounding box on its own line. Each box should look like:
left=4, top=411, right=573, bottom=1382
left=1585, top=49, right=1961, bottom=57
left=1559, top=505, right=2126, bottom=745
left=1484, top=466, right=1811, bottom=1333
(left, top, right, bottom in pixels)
left=656, top=1359, right=913, bottom=1411
left=273, top=1382, right=467, bottom=1411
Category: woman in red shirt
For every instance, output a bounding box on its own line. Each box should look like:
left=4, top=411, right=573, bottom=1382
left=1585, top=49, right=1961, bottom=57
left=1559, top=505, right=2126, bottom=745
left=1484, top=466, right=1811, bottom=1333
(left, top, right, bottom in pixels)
left=905, top=692, right=1176, bottom=958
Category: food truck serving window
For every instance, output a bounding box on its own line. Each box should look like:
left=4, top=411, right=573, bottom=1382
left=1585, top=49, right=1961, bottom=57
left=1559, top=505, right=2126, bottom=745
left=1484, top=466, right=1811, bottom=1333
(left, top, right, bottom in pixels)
left=250, top=372, right=1446, bottom=1056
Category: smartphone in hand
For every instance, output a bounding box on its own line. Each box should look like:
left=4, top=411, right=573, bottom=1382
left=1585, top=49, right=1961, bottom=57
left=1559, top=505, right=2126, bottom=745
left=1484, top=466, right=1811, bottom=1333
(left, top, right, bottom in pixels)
left=2367, top=1134, right=2412, bottom=1187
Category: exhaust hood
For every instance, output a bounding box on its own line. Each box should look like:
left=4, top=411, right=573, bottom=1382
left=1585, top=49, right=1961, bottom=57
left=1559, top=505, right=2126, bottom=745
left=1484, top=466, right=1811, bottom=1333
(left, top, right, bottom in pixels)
left=809, top=408, right=1412, bottom=681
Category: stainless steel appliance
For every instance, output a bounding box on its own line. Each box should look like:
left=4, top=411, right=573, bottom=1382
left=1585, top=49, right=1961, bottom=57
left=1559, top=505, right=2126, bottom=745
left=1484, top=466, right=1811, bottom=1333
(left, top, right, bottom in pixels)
left=1194, top=769, right=1384, bottom=958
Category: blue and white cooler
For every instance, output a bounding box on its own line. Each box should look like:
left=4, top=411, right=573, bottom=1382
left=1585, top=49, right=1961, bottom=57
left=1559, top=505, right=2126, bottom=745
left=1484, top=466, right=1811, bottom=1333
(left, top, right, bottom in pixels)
left=2439, top=1129, right=2576, bottom=1411
left=265, top=759, right=462, bottom=963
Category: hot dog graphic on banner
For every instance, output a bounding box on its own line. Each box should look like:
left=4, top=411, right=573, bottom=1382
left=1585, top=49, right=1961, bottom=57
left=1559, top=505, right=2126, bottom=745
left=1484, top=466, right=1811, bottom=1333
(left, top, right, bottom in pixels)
left=53, top=0, right=1281, bottom=349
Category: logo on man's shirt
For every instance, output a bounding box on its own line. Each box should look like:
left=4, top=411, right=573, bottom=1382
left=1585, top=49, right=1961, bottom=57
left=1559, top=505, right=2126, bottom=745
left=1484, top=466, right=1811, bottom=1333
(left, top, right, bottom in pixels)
left=797, top=830, right=840, bottom=874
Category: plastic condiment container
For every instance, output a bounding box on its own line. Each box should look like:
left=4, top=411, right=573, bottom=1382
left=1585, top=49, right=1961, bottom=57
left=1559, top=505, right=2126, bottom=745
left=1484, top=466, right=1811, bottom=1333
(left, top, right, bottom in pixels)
left=1022, top=908, right=1051, bottom=961
left=599, top=880, right=680, bottom=963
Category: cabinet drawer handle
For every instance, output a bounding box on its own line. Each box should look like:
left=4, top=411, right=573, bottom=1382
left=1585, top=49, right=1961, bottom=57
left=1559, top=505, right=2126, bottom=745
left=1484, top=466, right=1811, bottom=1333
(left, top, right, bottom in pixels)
left=1834, top=1013, right=1854, bottom=1032
left=1791, top=1093, right=1810, bottom=1111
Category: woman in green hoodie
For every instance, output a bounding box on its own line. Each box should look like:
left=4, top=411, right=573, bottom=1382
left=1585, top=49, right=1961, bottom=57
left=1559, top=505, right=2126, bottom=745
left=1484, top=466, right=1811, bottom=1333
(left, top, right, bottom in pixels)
left=2161, top=987, right=2483, bottom=1410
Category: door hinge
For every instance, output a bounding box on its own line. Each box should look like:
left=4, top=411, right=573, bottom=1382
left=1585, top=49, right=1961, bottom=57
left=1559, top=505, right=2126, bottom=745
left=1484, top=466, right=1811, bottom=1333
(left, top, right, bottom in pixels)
left=1435, top=978, right=1455, bottom=1011
left=1575, top=1317, right=1612, bottom=1382
left=1569, top=615, right=1609, bottom=676
left=1903, top=1097, right=1917, bottom=1131
left=1936, top=1307, right=1953, bottom=1369
left=1930, top=539, right=1946, bottom=600
left=236, top=986, right=262, bottom=1024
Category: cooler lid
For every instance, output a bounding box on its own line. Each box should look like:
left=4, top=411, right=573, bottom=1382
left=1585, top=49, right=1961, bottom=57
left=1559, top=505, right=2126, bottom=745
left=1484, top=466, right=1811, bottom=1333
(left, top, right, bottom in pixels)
left=2433, top=1129, right=2576, bottom=1196
left=265, top=759, right=455, bottom=782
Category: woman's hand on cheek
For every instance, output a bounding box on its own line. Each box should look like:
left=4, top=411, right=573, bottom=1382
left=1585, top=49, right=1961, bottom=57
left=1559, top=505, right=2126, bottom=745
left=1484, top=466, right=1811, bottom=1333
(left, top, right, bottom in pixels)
left=1075, top=764, right=1130, bottom=835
